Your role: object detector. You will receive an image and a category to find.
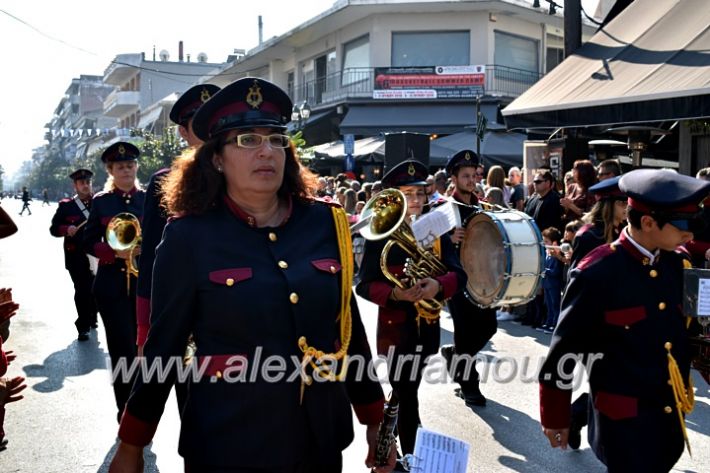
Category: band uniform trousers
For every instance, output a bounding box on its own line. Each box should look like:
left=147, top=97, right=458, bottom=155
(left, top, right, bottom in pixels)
left=83, top=188, right=144, bottom=417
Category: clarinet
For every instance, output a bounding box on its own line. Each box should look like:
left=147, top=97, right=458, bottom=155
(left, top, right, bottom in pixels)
left=373, top=391, right=399, bottom=469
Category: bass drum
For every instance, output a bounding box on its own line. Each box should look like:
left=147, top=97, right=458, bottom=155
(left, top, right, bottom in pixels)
left=460, top=210, right=545, bottom=308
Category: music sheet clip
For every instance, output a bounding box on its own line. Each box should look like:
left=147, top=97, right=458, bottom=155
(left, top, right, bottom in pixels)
left=410, top=427, right=470, bottom=473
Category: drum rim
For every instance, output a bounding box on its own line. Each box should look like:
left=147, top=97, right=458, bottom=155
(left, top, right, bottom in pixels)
left=461, top=213, right=510, bottom=307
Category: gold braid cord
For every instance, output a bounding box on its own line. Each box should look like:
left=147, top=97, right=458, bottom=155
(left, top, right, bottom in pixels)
left=415, top=238, right=442, bottom=327
left=666, top=341, right=695, bottom=456
left=298, top=206, right=353, bottom=402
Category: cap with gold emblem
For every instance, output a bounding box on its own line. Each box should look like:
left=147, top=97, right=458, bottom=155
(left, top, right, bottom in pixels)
left=169, top=84, right=221, bottom=126
left=69, top=168, right=93, bottom=181
left=192, top=77, right=293, bottom=141
left=381, top=160, right=429, bottom=188
left=445, top=149, right=480, bottom=176
left=101, top=142, right=140, bottom=163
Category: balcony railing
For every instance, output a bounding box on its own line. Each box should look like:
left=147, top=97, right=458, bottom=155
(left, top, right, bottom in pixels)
left=292, top=65, right=542, bottom=107
left=103, top=90, right=140, bottom=118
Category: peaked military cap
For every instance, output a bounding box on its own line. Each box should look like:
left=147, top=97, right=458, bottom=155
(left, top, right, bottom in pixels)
left=69, top=168, right=93, bottom=181
left=382, top=160, right=429, bottom=188
left=445, top=149, right=479, bottom=176
left=170, top=84, right=221, bottom=126
left=192, top=77, right=292, bottom=141
left=589, top=175, right=625, bottom=201
left=619, top=169, right=710, bottom=214
left=101, top=142, right=140, bottom=163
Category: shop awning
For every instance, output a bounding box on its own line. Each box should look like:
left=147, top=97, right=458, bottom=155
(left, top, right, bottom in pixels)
left=138, top=108, right=163, bottom=130
left=430, top=130, right=526, bottom=168
left=503, top=0, right=710, bottom=130
left=312, top=136, right=385, bottom=159
left=339, top=103, right=503, bottom=136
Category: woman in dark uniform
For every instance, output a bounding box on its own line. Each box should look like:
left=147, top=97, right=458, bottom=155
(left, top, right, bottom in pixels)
left=110, top=78, right=392, bottom=473
left=570, top=176, right=627, bottom=269
left=356, top=160, right=466, bottom=461
left=83, top=142, right=144, bottom=421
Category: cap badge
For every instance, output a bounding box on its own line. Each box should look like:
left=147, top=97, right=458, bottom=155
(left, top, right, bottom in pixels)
left=200, top=88, right=212, bottom=103
left=408, top=163, right=416, bottom=176
left=118, top=144, right=126, bottom=155
left=246, top=80, right=263, bottom=109
left=465, top=152, right=471, bottom=161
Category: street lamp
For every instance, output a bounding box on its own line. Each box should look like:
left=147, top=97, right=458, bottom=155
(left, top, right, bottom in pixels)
left=291, top=101, right=311, bottom=130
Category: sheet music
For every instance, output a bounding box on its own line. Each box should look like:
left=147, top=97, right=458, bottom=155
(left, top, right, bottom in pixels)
left=412, top=201, right=459, bottom=247
left=411, top=427, right=469, bottom=473
left=697, top=278, right=710, bottom=316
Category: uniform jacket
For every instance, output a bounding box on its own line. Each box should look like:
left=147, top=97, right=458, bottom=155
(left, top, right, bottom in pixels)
left=83, top=187, right=145, bottom=300
left=136, top=169, right=169, bottom=345
left=539, top=230, right=693, bottom=455
left=118, top=197, right=384, bottom=468
left=49, top=196, right=92, bottom=269
left=356, top=225, right=466, bottom=356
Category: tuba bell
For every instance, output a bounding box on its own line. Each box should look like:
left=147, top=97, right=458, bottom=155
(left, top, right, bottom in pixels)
left=359, top=189, right=448, bottom=320
left=106, top=212, right=141, bottom=292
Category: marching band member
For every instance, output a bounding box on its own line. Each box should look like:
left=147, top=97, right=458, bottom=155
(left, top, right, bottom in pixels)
left=539, top=169, right=709, bottom=472
left=135, top=84, right=220, bottom=354
left=83, top=143, right=144, bottom=421
left=440, top=150, right=497, bottom=407
left=49, top=169, right=98, bottom=341
left=356, top=159, right=466, bottom=462
left=110, top=78, right=391, bottom=472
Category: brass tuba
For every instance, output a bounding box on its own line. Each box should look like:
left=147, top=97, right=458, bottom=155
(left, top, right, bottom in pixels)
left=359, top=189, right=448, bottom=318
left=106, top=212, right=141, bottom=292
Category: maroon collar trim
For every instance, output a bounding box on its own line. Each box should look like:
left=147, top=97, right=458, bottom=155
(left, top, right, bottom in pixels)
left=615, top=229, right=655, bottom=265
left=222, top=194, right=293, bottom=228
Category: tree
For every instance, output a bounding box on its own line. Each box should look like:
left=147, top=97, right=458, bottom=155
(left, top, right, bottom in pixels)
left=131, top=128, right=186, bottom=183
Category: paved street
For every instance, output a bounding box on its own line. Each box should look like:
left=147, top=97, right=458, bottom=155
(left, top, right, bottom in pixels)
left=0, top=197, right=707, bottom=472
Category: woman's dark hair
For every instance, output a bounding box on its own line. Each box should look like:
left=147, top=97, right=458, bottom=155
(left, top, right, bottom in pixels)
left=162, top=135, right=318, bottom=216
left=572, top=160, right=597, bottom=191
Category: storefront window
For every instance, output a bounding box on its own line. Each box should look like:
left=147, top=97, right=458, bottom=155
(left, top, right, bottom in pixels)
left=494, top=31, right=539, bottom=73
left=342, top=35, right=370, bottom=86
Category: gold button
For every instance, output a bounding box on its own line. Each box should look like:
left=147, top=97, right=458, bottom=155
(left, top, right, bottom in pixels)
left=216, top=370, right=222, bottom=379
left=289, top=292, right=299, bottom=304
left=624, top=325, right=630, bottom=330
left=125, top=199, right=131, bottom=204
left=658, top=302, right=666, bottom=310
left=120, top=267, right=126, bottom=272
left=278, top=261, right=288, bottom=269
left=650, top=270, right=658, bottom=278
left=269, top=232, right=277, bottom=242
left=226, top=278, right=234, bottom=286
left=387, top=320, right=393, bottom=325
left=664, top=406, right=672, bottom=414
left=330, top=265, right=336, bottom=273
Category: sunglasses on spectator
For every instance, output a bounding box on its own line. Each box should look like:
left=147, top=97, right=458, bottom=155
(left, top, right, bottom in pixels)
left=533, top=179, right=546, bottom=184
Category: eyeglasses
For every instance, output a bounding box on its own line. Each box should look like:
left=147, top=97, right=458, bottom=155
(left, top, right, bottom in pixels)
left=598, top=171, right=613, bottom=177
left=225, top=133, right=291, bottom=149
left=533, top=179, right=545, bottom=184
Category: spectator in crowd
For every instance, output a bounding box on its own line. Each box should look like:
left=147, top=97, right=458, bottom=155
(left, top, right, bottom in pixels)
left=524, top=169, right=563, bottom=234
left=356, top=190, right=367, bottom=203
left=686, top=168, right=710, bottom=266
left=372, top=180, right=383, bottom=195
left=363, top=182, right=374, bottom=201
left=474, top=164, right=486, bottom=200
left=325, top=176, right=336, bottom=196
left=485, top=187, right=507, bottom=208
left=426, top=175, right=442, bottom=203
left=563, top=171, right=575, bottom=195
left=316, top=177, right=328, bottom=197
left=561, top=159, right=597, bottom=223
left=539, top=227, right=564, bottom=334
left=434, top=170, right=448, bottom=197
left=507, top=166, right=526, bottom=210
left=335, top=186, right=348, bottom=206
left=485, top=166, right=512, bottom=204
left=351, top=180, right=362, bottom=192
left=344, top=189, right=358, bottom=218
left=597, top=159, right=621, bottom=181
left=697, top=167, right=710, bottom=180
